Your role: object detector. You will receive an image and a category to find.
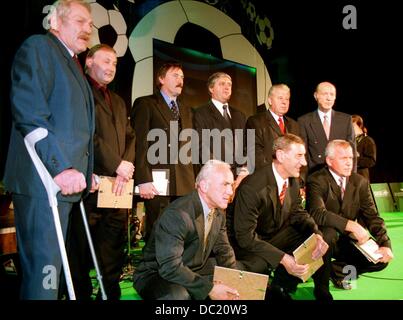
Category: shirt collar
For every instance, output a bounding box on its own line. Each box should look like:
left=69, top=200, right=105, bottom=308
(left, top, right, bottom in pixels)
left=329, top=169, right=346, bottom=189
left=318, top=109, right=331, bottom=123
left=269, top=109, right=283, bottom=123
left=198, top=193, right=212, bottom=221
left=272, top=163, right=288, bottom=195
left=211, top=98, right=231, bottom=118
left=160, top=90, right=176, bottom=107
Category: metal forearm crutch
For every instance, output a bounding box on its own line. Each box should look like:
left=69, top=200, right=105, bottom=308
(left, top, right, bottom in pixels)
left=25, top=128, right=108, bottom=300
left=79, top=199, right=107, bottom=300
left=24, top=128, right=76, bottom=300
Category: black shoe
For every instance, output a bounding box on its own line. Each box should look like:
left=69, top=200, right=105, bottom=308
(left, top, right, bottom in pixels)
left=265, top=285, right=293, bottom=302
left=314, top=288, right=333, bottom=301
left=330, top=276, right=352, bottom=290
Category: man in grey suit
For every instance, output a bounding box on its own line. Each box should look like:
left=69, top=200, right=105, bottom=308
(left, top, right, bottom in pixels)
left=131, top=62, right=195, bottom=241
left=133, top=160, right=240, bottom=300
left=246, top=83, right=300, bottom=170
left=3, top=0, right=94, bottom=299
left=298, top=81, right=356, bottom=176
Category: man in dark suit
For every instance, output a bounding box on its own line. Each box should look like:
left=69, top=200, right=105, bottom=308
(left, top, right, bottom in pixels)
left=67, top=44, right=136, bottom=300
left=245, top=83, right=300, bottom=171
left=228, top=134, right=330, bottom=301
left=306, top=140, right=393, bottom=291
left=131, top=62, right=195, bottom=241
left=193, top=72, right=248, bottom=189
left=3, top=0, right=94, bottom=299
left=133, top=160, right=240, bottom=300
left=298, top=82, right=356, bottom=176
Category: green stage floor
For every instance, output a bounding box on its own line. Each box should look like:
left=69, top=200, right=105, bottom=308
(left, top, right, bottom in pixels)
left=118, top=212, right=403, bottom=300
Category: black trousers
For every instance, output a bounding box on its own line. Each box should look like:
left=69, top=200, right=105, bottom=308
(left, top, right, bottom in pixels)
left=236, top=226, right=314, bottom=293
left=330, top=233, right=388, bottom=280
left=66, top=193, right=128, bottom=300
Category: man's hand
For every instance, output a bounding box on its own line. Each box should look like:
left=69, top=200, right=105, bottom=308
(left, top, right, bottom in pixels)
left=116, top=160, right=134, bottom=181
left=90, top=174, right=100, bottom=193
left=54, top=168, right=86, bottom=195
left=209, top=282, right=240, bottom=300
left=378, top=247, right=394, bottom=263
left=138, top=182, right=159, bottom=199
left=312, top=234, right=329, bottom=260
left=346, top=220, right=370, bottom=244
left=280, top=253, right=309, bottom=278
left=112, top=175, right=129, bottom=196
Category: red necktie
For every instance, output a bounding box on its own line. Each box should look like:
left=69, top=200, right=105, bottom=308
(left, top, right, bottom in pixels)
left=279, top=181, right=287, bottom=205
left=73, top=55, right=84, bottom=75
left=278, top=117, right=285, bottom=134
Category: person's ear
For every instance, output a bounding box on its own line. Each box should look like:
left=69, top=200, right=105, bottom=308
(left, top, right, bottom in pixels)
left=199, top=180, right=209, bottom=193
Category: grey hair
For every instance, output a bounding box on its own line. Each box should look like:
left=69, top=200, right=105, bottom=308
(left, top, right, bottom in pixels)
left=325, top=140, right=352, bottom=158
left=49, top=0, right=91, bottom=25
left=195, top=160, right=231, bottom=188
left=272, top=133, right=305, bottom=159
left=268, top=83, right=290, bottom=97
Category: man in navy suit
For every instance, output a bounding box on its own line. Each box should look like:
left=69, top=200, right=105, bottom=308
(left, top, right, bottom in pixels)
left=298, top=81, right=356, bottom=177
left=3, top=0, right=95, bottom=299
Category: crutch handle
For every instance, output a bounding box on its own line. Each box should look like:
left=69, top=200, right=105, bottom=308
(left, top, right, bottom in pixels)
left=24, top=128, right=60, bottom=207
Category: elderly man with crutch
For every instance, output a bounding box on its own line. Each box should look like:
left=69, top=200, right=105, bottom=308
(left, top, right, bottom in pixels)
left=3, top=0, right=105, bottom=300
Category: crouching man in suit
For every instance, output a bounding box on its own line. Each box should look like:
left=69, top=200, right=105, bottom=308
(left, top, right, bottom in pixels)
left=133, top=160, right=241, bottom=300
left=306, top=139, right=393, bottom=291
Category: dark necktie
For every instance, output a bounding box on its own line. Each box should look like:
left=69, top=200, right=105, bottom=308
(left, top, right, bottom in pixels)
left=101, top=86, right=112, bottom=110
left=73, top=55, right=84, bottom=75
left=222, top=104, right=231, bottom=124
left=279, top=181, right=287, bottom=205
left=170, top=100, right=180, bottom=121
left=278, top=117, right=286, bottom=134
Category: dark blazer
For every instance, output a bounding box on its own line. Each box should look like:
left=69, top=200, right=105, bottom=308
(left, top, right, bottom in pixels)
left=306, top=167, right=391, bottom=248
left=229, top=164, right=320, bottom=269
left=91, top=86, right=135, bottom=175
left=4, top=33, right=94, bottom=202
left=356, top=134, right=376, bottom=181
left=130, top=92, right=194, bottom=195
left=193, top=101, right=247, bottom=173
left=133, top=190, right=238, bottom=300
left=246, top=110, right=300, bottom=170
left=298, top=110, right=356, bottom=174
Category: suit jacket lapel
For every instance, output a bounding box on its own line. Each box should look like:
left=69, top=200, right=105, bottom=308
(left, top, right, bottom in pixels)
left=267, top=112, right=283, bottom=136
left=204, top=209, right=221, bottom=257
left=192, top=192, right=205, bottom=260
left=155, top=92, right=176, bottom=126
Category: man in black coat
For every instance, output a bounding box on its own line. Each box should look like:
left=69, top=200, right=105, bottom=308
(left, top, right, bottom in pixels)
left=131, top=62, right=195, bottom=241
left=193, top=72, right=248, bottom=188
left=246, top=84, right=299, bottom=170
left=228, top=134, right=330, bottom=301
left=306, top=139, right=393, bottom=291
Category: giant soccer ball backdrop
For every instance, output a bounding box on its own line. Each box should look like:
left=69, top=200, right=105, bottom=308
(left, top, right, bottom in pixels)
left=88, top=2, right=128, bottom=57
left=255, top=15, right=274, bottom=50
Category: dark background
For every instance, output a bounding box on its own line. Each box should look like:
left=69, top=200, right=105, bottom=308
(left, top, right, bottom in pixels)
left=1, top=0, right=401, bottom=183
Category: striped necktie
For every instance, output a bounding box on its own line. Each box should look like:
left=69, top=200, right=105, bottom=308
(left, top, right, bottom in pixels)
left=279, top=181, right=287, bottom=205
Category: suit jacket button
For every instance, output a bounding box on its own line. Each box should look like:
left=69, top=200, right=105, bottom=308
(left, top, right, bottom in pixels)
left=86, top=151, right=90, bottom=156
left=318, top=155, right=322, bottom=158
